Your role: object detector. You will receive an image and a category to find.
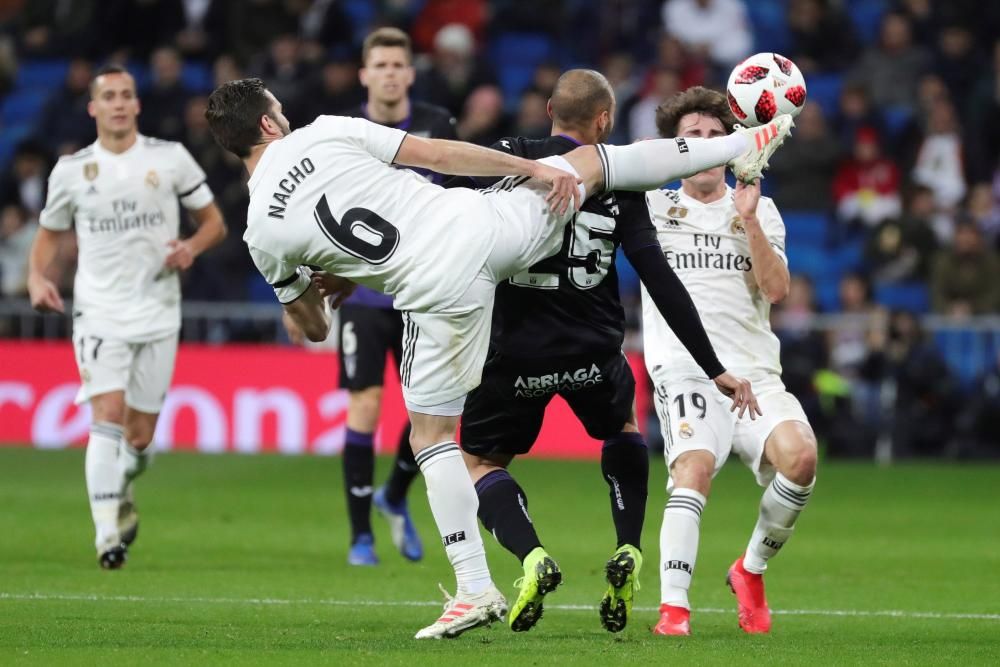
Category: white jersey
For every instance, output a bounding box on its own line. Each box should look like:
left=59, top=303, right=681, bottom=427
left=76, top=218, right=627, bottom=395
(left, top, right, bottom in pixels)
left=39, top=136, right=214, bottom=341
left=245, top=115, right=504, bottom=313
left=642, top=186, right=786, bottom=381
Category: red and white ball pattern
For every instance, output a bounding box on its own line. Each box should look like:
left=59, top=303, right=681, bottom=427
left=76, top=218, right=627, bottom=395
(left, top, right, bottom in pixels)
left=726, top=52, right=807, bottom=127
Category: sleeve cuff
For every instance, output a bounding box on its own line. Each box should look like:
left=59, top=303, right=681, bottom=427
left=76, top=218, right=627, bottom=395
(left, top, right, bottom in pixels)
left=275, top=270, right=311, bottom=304
left=180, top=183, right=214, bottom=210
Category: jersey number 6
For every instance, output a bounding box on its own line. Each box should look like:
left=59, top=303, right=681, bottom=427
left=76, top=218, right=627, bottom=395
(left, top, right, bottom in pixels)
left=314, top=195, right=399, bottom=265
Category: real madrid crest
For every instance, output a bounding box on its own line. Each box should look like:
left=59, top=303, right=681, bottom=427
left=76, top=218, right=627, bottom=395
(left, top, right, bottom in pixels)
left=667, top=206, right=688, bottom=219
left=730, top=216, right=746, bottom=235
left=679, top=422, right=694, bottom=439
left=84, top=163, right=98, bottom=181
left=145, top=170, right=160, bottom=188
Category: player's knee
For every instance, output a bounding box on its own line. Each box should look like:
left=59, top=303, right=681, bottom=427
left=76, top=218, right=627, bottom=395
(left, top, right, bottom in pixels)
left=784, top=424, right=818, bottom=485
left=124, top=420, right=156, bottom=451
left=91, top=393, right=126, bottom=425
left=670, top=451, right=714, bottom=495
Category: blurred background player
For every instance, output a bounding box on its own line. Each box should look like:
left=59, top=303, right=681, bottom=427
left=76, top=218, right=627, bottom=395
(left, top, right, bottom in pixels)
left=285, top=28, right=457, bottom=567
left=642, top=87, right=818, bottom=636
left=27, top=65, right=226, bottom=569
left=456, top=69, right=760, bottom=635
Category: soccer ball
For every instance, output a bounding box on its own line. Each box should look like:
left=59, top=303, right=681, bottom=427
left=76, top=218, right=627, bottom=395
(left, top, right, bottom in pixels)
left=726, top=53, right=807, bottom=127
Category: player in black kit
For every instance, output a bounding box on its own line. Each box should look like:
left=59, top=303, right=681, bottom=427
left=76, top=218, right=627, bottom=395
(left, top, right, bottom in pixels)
left=284, top=28, right=456, bottom=567
left=456, top=70, right=748, bottom=633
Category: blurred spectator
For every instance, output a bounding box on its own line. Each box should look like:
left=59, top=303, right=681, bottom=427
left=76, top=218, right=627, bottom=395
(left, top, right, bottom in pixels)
left=0, top=141, right=51, bottom=217
left=833, top=127, right=902, bottom=229
left=296, top=57, right=366, bottom=127
left=531, top=62, right=562, bottom=98
left=36, top=58, right=96, bottom=155
left=828, top=273, right=880, bottom=376
left=652, top=34, right=706, bottom=90
left=933, top=24, right=979, bottom=108
left=864, top=185, right=939, bottom=283
left=787, top=0, right=858, bottom=73
left=865, top=311, right=957, bottom=456
left=831, top=83, right=886, bottom=150
left=416, top=23, right=498, bottom=118
left=962, top=182, right=1000, bottom=243
left=291, top=0, right=353, bottom=65
left=627, top=68, right=680, bottom=142
left=456, top=84, right=511, bottom=145
left=910, top=99, right=967, bottom=231
left=957, top=352, right=1000, bottom=457
left=773, top=274, right=828, bottom=425
left=848, top=12, right=931, bottom=111
left=18, top=0, right=102, bottom=58
left=769, top=101, right=841, bottom=211
left=248, top=34, right=311, bottom=118
left=661, top=0, right=752, bottom=72
left=140, top=47, right=191, bottom=143
left=602, top=52, right=641, bottom=144
left=512, top=88, right=550, bottom=140
left=411, top=0, right=488, bottom=54
left=967, top=39, right=1000, bottom=182
left=0, top=33, right=15, bottom=96
left=0, top=203, right=36, bottom=297
left=226, top=0, right=299, bottom=65
left=213, top=55, right=243, bottom=88
left=930, top=221, right=1000, bottom=316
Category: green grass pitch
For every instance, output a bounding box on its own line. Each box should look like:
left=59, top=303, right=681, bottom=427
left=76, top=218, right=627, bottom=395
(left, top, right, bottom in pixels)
left=1, top=448, right=998, bottom=665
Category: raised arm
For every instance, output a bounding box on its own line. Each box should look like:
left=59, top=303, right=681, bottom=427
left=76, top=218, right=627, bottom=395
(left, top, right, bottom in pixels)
left=735, top=180, right=790, bottom=304
left=394, top=135, right=581, bottom=213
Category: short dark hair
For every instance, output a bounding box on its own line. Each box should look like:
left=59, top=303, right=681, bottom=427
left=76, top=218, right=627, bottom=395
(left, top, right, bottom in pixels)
left=655, top=86, right=737, bottom=138
left=89, top=64, right=134, bottom=97
left=548, top=69, right=614, bottom=132
left=206, top=78, right=273, bottom=158
left=362, top=27, right=412, bottom=65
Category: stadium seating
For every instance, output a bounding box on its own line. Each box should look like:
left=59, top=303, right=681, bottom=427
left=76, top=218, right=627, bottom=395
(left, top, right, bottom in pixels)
left=489, top=32, right=556, bottom=112
left=0, top=89, right=51, bottom=126
left=803, top=73, right=843, bottom=118
left=846, top=0, right=889, bottom=43
left=874, top=281, right=930, bottom=313
left=14, top=60, right=68, bottom=91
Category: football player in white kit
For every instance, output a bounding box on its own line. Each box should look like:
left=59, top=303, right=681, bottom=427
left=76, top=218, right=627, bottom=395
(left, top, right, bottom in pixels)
left=28, top=65, right=226, bottom=569
left=640, top=88, right=818, bottom=636
left=204, top=77, right=791, bottom=639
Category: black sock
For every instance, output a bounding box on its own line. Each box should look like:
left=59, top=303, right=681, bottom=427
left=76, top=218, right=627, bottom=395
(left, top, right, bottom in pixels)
left=343, top=428, right=374, bottom=542
left=475, top=469, right=541, bottom=563
left=383, top=423, right=418, bottom=506
left=601, top=432, right=649, bottom=550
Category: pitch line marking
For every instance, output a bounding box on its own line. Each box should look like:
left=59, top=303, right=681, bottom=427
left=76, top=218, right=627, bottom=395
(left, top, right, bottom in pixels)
left=1, top=592, right=998, bottom=622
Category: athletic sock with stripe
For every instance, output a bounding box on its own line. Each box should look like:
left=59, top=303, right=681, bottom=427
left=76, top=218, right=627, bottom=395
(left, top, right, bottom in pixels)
left=742, top=472, right=815, bottom=574
left=416, top=441, right=492, bottom=594
left=659, top=487, right=706, bottom=610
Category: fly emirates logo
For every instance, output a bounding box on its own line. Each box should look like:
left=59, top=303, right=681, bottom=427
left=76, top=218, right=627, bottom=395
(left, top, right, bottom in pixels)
left=513, top=364, right=604, bottom=398
left=663, top=233, right=753, bottom=272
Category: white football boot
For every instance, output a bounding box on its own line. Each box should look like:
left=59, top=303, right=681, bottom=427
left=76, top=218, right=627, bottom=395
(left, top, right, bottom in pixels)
left=414, top=584, right=508, bottom=639
left=729, top=114, right=795, bottom=183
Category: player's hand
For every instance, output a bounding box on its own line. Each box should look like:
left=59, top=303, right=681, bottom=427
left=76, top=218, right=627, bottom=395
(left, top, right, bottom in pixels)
left=531, top=162, right=582, bottom=215
left=734, top=178, right=761, bottom=220
left=311, top=271, right=357, bottom=309
left=712, top=371, right=762, bottom=420
left=282, top=310, right=306, bottom=346
left=27, top=274, right=65, bottom=314
left=164, top=239, right=195, bottom=270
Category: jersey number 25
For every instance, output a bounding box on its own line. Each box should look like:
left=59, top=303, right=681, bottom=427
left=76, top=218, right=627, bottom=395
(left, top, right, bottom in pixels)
left=510, top=211, right=616, bottom=290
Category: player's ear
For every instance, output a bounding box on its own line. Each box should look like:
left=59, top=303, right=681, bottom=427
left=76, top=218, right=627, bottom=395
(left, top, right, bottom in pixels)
left=359, top=66, right=369, bottom=88
left=546, top=99, right=554, bottom=121
left=87, top=99, right=97, bottom=119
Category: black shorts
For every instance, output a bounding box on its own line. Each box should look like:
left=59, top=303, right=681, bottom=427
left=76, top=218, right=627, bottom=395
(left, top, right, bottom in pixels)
left=337, top=304, right=404, bottom=390
left=460, top=350, right=636, bottom=457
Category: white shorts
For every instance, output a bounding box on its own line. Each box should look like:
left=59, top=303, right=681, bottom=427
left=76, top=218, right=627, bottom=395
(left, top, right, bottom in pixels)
left=72, top=328, right=178, bottom=413
left=400, top=155, right=586, bottom=416
left=653, top=374, right=810, bottom=488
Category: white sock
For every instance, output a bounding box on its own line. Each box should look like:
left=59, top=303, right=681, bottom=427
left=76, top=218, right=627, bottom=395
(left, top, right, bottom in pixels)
left=85, top=422, right=124, bottom=550
left=120, top=439, right=153, bottom=487
left=599, top=134, right=750, bottom=191
left=415, top=441, right=492, bottom=595
left=659, top=488, right=706, bottom=610
left=743, top=473, right=815, bottom=574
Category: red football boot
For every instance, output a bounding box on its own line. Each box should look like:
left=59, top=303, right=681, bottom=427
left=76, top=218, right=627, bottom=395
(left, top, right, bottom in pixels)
left=652, top=604, right=691, bottom=636
left=726, top=555, right=771, bottom=633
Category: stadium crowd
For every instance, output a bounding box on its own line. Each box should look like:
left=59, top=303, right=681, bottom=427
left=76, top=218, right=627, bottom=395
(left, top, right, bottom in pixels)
left=0, top=0, right=998, bottom=457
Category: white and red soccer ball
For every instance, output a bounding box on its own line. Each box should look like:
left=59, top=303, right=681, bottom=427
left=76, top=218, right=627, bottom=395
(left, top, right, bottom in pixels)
left=726, top=53, right=807, bottom=126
